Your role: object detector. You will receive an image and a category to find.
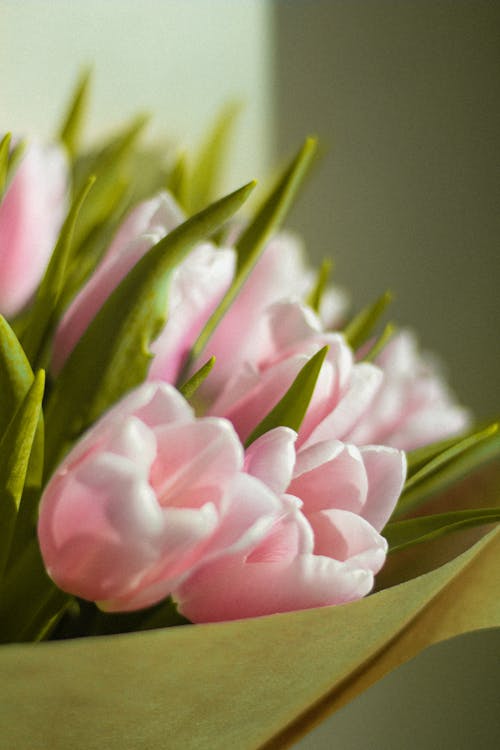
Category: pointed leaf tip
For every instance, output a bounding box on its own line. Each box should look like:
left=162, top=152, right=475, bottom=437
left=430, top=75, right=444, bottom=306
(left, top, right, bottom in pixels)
left=344, top=290, right=393, bottom=350
left=307, top=258, right=333, bottom=313
left=58, top=68, right=92, bottom=158
left=385, top=507, right=500, bottom=553
left=245, top=345, right=329, bottom=447
left=187, top=102, right=244, bottom=213
left=179, top=357, right=216, bottom=400
left=0, top=133, right=12, bottom=197
left=185, top=140, right=317, bottom=370
left=21, top=174, right=96, bottom=367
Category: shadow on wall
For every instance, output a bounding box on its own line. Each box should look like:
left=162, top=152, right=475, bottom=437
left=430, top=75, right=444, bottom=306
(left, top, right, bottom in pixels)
left=273, top=0, right=500, bottom=419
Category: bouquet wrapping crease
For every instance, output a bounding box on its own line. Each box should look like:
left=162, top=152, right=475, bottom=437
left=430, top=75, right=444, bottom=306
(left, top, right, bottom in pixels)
left=0, top=76, right=498, bottom=748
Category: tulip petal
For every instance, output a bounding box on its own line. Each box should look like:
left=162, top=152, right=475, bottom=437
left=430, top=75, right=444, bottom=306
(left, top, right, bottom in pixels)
left=150, top=418, right=243, bottom=504
left=244, top=427, right=297, bottom=495
left=247, top=497, right=314, bottom=562
left=214, top=355, right=307, bottom=442
left=132, top=382, right=194, bottom=427
left=104, top=192, right=182, bottom=264
left=175, top=551, right=373, bottom=623
left=149, top=243, right=235, bottom=383
left=39, top=454, right=164, bottom=602
left=385, top=405, right=470, bottom=451
left=352, top=329, right=472, bottom=450
left=201, top=473, right=284, bottom=561
left=290, top=440, right=368, bottom=515
left=101, top=502, right=221, bottom=613
left=195, top=231, right=312, bottom=398
left=267, top=300, right=322, bottom=353
left=56, top=382, right=193, bottom=473
left=359, top=445, right=407, bottom=531
left=52, top=192, right=186, bottom=373
left=308, top=509, right=387, bottom=574
left=53, top=232, right=161, bottom=372
left=106, top=416, right=157, bottom=475
left=0, top=142, right=68, bottom=317
left=305, top=363, right=383, bottom=445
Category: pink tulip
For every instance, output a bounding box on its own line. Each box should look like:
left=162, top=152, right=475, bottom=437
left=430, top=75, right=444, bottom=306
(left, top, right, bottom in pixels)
left=53, top=193, right=346, bottom=390
left=347, top=330, right=471, bottom=450
left=53, top=191, right=235, bottom=377
left=191, top=230, right=348, bottom=401
left=207, top=300, right=383, bottom=448
left=0, top=140, right=68, bottom=317
left=148, top=243, right=235, bottom=384
left=174, top=427, right=406, bottom=622
left=149, top=228, right=344, bottom=391
left=37, top=382, right=283, bottom=612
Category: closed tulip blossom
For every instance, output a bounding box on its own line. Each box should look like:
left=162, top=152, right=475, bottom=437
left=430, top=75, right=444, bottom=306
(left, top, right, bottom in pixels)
left=53, top=191, right=346, bottom=389
left=347, top=330, right=471, bottom=450
left=0, top=139, right=68, bottom=317
left=174, top=427, right=406, bottom=622
left=52, top=191, right=235, bottom=376
left=190, top=230, right=348, bottom=400
left=37, top=382, right=283, bottom=612
left=207, top=300, right=384, bottom=449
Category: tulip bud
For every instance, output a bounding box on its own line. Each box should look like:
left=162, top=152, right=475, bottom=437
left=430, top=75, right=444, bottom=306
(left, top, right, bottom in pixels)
left=0, top=140, right=68, bottom=317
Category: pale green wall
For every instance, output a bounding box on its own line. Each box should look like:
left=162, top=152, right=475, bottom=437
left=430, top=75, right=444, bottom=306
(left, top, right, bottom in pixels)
left=0, top=0, right=273, bottom=191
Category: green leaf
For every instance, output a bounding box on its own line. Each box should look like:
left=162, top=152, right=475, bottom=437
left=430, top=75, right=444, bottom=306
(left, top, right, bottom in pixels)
left=137, top=597, right=190, bottom=631
left=6, top=422, right=45, bottom=576
left=0, top=316, right=35, bottom=434
left=404, top=423, right=498, bottom=491
left=179, top=357, right=216, bottom=401
left=44, top=181, right=255, bottom=477
left=0, top=539, right=68, bottom=644
left=55, top=189, right=129, bottom=317
left=71, top=115, right=148, bottom=249
left=185, top=137, right=318, bottom=371
left=306, top=258, right=332, bottom=313
left=395, top=423, right=500, bottom=518
left=58, top=68, right=91, bottom=159
left=344, top=290, right=392, bottom=350
left=406, top=420, right=497, bottom=477
left=407, top=434, right=465, bottom=476
left=68, top=597, right=190, bottom=638
left=0, top=527, right=497, bottom=746
left=21, top=176, right=95, bottom=368
left=245, top=346, right=328, bottom=447
left=0, top=371, right=45, bottom=577
left=187, top=102, right=241, bottom=214
left=125, top=145, right=173, bottom=210
left=168, top=149, right=189, bottom=210
left=0, top=316, right=44, bottom=510
left=6, top=139, right=26, bottom=181
left=0, top=132, right=11, bottom=198
left=0, top=134, right=26, bottom=200
left=235, top=137, right=317, bottom=274
left=385, top=507, right=500, bottom=552
left=363, top=321, right=396, bottom=362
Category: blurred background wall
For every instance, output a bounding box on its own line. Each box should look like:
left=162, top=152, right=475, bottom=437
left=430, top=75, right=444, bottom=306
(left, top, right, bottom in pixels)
left=0, top=0, right=273, bottom=191
left=1, top=1, right=499, bottom=748
left=273, top=0, right=500, bottom=421
left=274, top=4, right=499, bottom=747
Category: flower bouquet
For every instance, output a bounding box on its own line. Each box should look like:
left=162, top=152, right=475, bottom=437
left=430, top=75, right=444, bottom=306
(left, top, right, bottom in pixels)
left=0, top=74, right=499, bottom=748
